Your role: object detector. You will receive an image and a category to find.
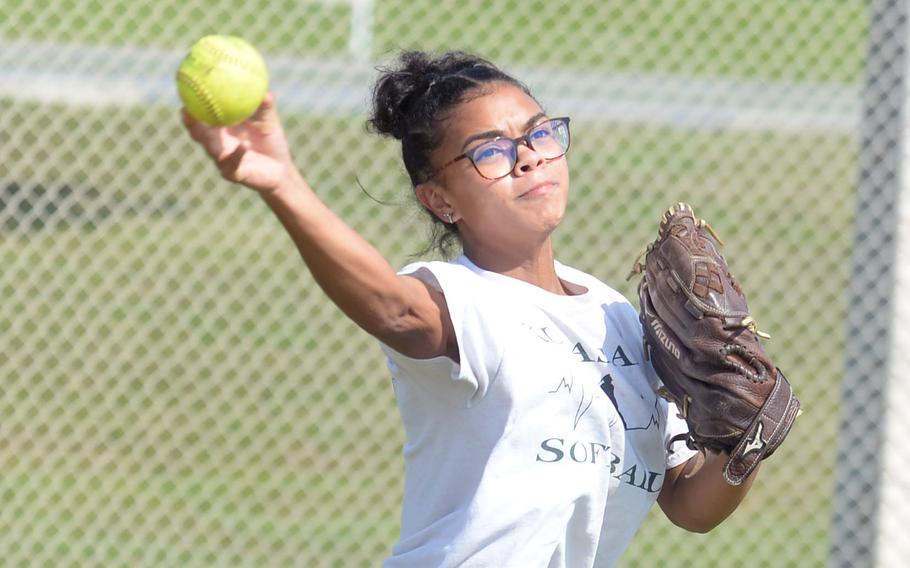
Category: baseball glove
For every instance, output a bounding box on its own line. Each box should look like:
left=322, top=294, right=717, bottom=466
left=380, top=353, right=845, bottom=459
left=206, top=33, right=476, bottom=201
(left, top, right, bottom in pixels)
left=628, top=202, right=800, bottom=485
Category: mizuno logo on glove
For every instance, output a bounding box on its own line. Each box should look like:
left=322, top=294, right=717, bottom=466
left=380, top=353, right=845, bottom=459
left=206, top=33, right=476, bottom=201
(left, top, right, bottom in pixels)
left=649, top=318, right=680, bottom=359
left=742, top=421, right=766, bottom=455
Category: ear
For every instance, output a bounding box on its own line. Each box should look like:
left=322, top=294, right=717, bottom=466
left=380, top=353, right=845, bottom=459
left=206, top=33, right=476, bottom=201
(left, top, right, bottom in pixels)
left=415, top=181, right=458, bottom=223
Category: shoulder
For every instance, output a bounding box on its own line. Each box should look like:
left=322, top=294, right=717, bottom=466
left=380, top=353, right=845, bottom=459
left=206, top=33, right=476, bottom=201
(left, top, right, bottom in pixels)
left=397, top=258, right=471, bottom=290
left=396, top=257, right=499, bottom=317
left=398, top=256, right=477, bottom=280
left=555, top=261, right=633, bottom=305
left=556, top=261, right=644, bottom=339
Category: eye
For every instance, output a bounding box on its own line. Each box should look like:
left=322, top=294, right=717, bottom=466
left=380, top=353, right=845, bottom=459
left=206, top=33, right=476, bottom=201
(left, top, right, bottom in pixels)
left=472, top=141, right=510, bottom=163
left=530, top=123, right=555, bottom=140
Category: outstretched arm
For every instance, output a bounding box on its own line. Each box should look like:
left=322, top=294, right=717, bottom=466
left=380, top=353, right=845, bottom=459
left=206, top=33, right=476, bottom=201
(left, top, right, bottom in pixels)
left=181, top=94, right=456, bottom=361
left=657, top=451, right=757, bottom=533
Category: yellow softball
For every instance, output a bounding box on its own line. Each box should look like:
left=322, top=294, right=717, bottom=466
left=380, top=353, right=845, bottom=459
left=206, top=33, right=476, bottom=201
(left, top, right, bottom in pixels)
left=176, top=35, right=269, bottom=127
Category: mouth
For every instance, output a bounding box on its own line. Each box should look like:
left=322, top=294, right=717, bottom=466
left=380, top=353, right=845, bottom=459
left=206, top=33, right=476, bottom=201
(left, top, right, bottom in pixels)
left=518, top=181, right=557, bottom=199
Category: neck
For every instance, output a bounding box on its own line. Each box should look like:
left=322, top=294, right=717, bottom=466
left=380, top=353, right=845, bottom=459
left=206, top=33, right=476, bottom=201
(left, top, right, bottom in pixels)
left=463, top=239, right=567, bottom=295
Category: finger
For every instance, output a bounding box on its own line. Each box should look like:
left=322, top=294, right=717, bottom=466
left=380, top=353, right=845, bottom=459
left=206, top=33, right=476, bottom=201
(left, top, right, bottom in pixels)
left=246, top=91, right=282, bottom=133
left=180, top=107, right=195, bottom=129
left=181, top=107, right=210, bottom=142
left=185, top=118, right=239, bottom=163
left=214, top=127, right=242, bottom=161
left=253, top=91, right=276, bottom=120
left=182, top=109, right=224, bottom=155
left=217, top=141, right=247, bottom=181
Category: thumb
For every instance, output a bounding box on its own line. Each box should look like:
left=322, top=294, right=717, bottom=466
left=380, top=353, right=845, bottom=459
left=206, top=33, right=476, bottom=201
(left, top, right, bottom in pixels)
left=247, top=91, right=280, bottom=131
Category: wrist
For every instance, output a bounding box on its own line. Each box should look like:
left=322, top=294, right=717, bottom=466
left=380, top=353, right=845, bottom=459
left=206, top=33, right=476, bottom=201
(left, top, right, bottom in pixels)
left=259, top=167, right=310, bottom=201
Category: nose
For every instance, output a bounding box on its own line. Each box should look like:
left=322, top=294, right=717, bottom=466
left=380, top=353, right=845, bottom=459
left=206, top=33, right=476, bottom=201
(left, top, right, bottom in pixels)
left=514, top=140, right=545, bottom=174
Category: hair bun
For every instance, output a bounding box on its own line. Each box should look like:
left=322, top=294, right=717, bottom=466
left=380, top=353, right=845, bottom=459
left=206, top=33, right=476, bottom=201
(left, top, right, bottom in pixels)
left=366, top=49, right=530, bottom=190
left=368, top=51, right=441, bottom=140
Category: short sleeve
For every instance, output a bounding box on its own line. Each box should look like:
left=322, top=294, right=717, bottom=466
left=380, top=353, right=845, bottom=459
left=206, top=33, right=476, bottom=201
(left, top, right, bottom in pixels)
left=642, top=350, right=698, bottom=470
left=663, top=399, right=698, bottom=469
left=377, top=261, right=508, bottom=406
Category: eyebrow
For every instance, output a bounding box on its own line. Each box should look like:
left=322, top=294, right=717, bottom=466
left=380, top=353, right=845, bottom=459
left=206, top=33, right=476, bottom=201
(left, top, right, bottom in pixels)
left=459, top=112, right=548, bottom=151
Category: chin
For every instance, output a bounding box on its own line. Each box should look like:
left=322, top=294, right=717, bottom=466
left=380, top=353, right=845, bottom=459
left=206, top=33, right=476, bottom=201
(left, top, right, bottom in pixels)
left=542, top=194, right=568, bottom=226
left=536, top=208, right=566, bottom=235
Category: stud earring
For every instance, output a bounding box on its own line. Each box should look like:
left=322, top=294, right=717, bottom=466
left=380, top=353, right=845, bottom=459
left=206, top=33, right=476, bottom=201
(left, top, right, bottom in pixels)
left=445, top=213, right=454, bottom=224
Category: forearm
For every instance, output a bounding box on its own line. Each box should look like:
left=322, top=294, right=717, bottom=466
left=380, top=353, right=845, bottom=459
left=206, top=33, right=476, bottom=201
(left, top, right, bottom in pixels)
left=658, top=451, right=757, bottom=533
left=182, top=94, right=441, bottom=348
left=259, top=173, right=418, bottom=339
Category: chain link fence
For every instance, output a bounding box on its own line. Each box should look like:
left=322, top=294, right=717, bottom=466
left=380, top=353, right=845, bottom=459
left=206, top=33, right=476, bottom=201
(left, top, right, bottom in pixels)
left=0, top=0, right=905, bottom=566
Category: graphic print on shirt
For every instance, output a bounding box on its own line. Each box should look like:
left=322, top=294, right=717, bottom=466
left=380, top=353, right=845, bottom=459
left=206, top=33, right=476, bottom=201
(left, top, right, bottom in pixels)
left=599, top=373, right=661, bottom=433
left=548, top=374, right=595, bottom=430
left=524, top=317, right=662, bottom=435
left=525, top=318, right=666, bottom=491
left=571, top=335, right=662, bottom=434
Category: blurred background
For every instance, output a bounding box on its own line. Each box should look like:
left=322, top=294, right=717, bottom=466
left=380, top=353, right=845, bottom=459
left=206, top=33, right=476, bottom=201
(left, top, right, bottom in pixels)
left=1, top=0, right=907, bottom=566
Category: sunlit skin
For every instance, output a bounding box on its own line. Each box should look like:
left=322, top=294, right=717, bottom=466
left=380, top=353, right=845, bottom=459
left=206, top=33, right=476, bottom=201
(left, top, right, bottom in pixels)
left=415, top=82, right=573, bottom=295
left=414, top=83, right=757, bottom=529
left=182, top=83, right=757, bottom=535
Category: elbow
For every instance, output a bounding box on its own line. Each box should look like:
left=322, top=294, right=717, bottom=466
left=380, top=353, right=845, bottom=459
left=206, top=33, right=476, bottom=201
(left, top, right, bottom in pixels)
left=661, top=498, right=727, bottom=534
left=679, top=518, right=722, bottom=534
left=665, top=513, right=721, bottom=534
left=664, top=509, right=729, bottom=534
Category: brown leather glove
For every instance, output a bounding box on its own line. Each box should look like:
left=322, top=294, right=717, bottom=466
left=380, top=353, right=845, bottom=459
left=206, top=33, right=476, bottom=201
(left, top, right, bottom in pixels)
left=629, top=203, right=801, bottom=485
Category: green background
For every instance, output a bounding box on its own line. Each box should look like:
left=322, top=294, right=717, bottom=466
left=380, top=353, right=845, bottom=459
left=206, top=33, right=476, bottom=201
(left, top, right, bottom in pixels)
left=0, top=0, right=868, bottom=566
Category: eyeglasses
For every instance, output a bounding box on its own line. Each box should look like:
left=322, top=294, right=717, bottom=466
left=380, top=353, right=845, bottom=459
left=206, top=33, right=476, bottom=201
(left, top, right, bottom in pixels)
left=432, top=117, right=571, bottom=181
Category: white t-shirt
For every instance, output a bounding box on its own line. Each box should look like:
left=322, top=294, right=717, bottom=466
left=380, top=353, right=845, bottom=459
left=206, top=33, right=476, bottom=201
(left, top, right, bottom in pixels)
left=380, top=255, right=695, bottom=568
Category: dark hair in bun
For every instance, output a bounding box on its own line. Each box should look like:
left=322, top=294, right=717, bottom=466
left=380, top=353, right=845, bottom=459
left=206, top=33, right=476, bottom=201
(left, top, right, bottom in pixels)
left=368, top=50, right=534, bottom=256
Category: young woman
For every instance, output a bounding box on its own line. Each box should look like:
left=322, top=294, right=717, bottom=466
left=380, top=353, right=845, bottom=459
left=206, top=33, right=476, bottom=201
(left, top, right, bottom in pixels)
left=182, top=50, right=757, bottom=568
